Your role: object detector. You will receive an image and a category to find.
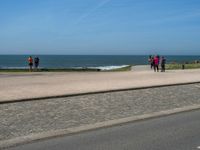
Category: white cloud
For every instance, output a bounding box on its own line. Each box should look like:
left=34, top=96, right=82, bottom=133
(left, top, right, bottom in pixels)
left=75, top=0, right=112, bottom=24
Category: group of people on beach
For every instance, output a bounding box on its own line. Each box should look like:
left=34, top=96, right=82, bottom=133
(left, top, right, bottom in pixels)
left=148, top=55, right=166, bottom=72
left=27, top=55, right=166, bottom=72
left=28, top=56, right=40, bottom=72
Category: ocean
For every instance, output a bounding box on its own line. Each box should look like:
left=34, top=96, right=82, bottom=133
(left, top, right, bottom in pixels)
left=0, top=55, right=200, bottom=69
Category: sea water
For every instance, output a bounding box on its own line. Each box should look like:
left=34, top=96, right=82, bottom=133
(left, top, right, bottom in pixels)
left=0, top=55, right=200, bottom=69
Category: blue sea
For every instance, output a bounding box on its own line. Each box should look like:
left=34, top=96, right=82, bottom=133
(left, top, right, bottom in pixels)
left=0, top=55, right=200, bottom=69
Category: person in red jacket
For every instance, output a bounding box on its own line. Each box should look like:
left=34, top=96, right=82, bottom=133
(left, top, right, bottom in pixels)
left=153, top=55, right=159, bottom=72
left=28, top=56, right=33, bottom=72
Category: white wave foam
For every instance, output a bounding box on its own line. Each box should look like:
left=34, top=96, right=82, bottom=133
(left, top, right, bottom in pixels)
left=88, top=65, right=129, bottom=71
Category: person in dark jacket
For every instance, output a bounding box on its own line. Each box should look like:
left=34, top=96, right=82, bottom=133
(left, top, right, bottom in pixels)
left=34, top=57, right=40, bottom=70
left=161, top=56, right=166, bottom=72
left=148, top=55, right=154, bottom=69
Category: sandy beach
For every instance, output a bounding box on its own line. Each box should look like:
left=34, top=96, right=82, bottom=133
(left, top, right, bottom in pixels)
left=1, top=67, right=200, bottom=103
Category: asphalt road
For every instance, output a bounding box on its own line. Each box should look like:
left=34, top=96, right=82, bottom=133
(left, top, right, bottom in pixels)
left=7, top=109, right=200, bottom=150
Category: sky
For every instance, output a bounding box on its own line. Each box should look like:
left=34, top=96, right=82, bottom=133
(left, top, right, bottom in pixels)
left=0, top=0, right=200, bottom=55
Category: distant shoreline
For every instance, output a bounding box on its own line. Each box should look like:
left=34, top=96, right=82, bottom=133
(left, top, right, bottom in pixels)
left=0, top=55, right=200, bottom=69
left=0, top=65, right=132, bottom=72
left=1, top=63, right=200, bottom=72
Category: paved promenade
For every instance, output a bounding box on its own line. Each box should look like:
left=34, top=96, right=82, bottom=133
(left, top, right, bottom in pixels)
left=1, top=67, right=200, bottom=148
left=1, top=83, right=200, bottom=148
left=0, top=67, right=200, bottom=103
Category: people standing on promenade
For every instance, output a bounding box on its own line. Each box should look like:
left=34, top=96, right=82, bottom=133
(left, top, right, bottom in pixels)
left=151, top=56, right=154, bottom=69
left=161, top=56, right=166, bottom=72
left=28, top=56, right=33, bottom=72
left=153, top=55, right=159, bottom=72
left=148, top=55, right=154, bottom=69
left=34, top=57, right=40, bottom=71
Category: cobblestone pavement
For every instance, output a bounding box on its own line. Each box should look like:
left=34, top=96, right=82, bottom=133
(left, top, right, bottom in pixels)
left=1, top=84, right=200, bottom=141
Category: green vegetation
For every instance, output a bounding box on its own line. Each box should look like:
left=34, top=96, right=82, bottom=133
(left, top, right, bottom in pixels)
left=0, top=68, right=100, bottom=72
left=166, top=63, right=200, bottom=70
left=0, top=65, right=132, bottom=72
left=0, top=69, right=29, bottom=72
left=40, top=68, right=101, bottom=72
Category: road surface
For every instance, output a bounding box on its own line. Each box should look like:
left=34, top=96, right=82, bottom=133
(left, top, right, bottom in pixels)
left=7, top=109, right=200, bottom=150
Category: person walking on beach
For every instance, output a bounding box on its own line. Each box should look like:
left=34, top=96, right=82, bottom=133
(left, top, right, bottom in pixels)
left=34, top=57, right=40, bottom=71
left=28, top=56, right=33, bottom=72
left=153, top=55, right=159, bottom=72
left=161, top=56, right=166, bottom=72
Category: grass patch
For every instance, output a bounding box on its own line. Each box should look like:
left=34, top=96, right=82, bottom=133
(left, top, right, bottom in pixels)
left=0, top=69, right=29, bottom=72
left=0, top=65, right=132, bottom=72
left=166, top=63, right=200, bottom=70
left=0, top=68, right=101, bottom=72
left=40, top=68, right=101, bottom=72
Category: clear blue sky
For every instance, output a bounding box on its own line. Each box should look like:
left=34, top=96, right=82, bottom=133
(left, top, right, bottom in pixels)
left=0, top=0, right=200, bottom=55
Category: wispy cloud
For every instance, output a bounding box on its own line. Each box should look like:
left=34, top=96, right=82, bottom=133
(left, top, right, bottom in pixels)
left=75, top=0, right=112, bottom=24
left=148, top=10, right=200, bottom=25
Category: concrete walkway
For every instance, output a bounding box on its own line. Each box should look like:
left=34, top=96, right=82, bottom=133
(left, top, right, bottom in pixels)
left=131, top=65, right=152, bottom=71
left=0, top=67, right=200, bottom=103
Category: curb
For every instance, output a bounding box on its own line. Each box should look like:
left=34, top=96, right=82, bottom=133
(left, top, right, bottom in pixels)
left=1, top=104, right=200, bottom=149
left=1, top=81, right=200, bottom=104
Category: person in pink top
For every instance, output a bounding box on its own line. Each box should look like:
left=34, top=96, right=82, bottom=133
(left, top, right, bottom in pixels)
left=153, top=55, right=159, bottom=72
